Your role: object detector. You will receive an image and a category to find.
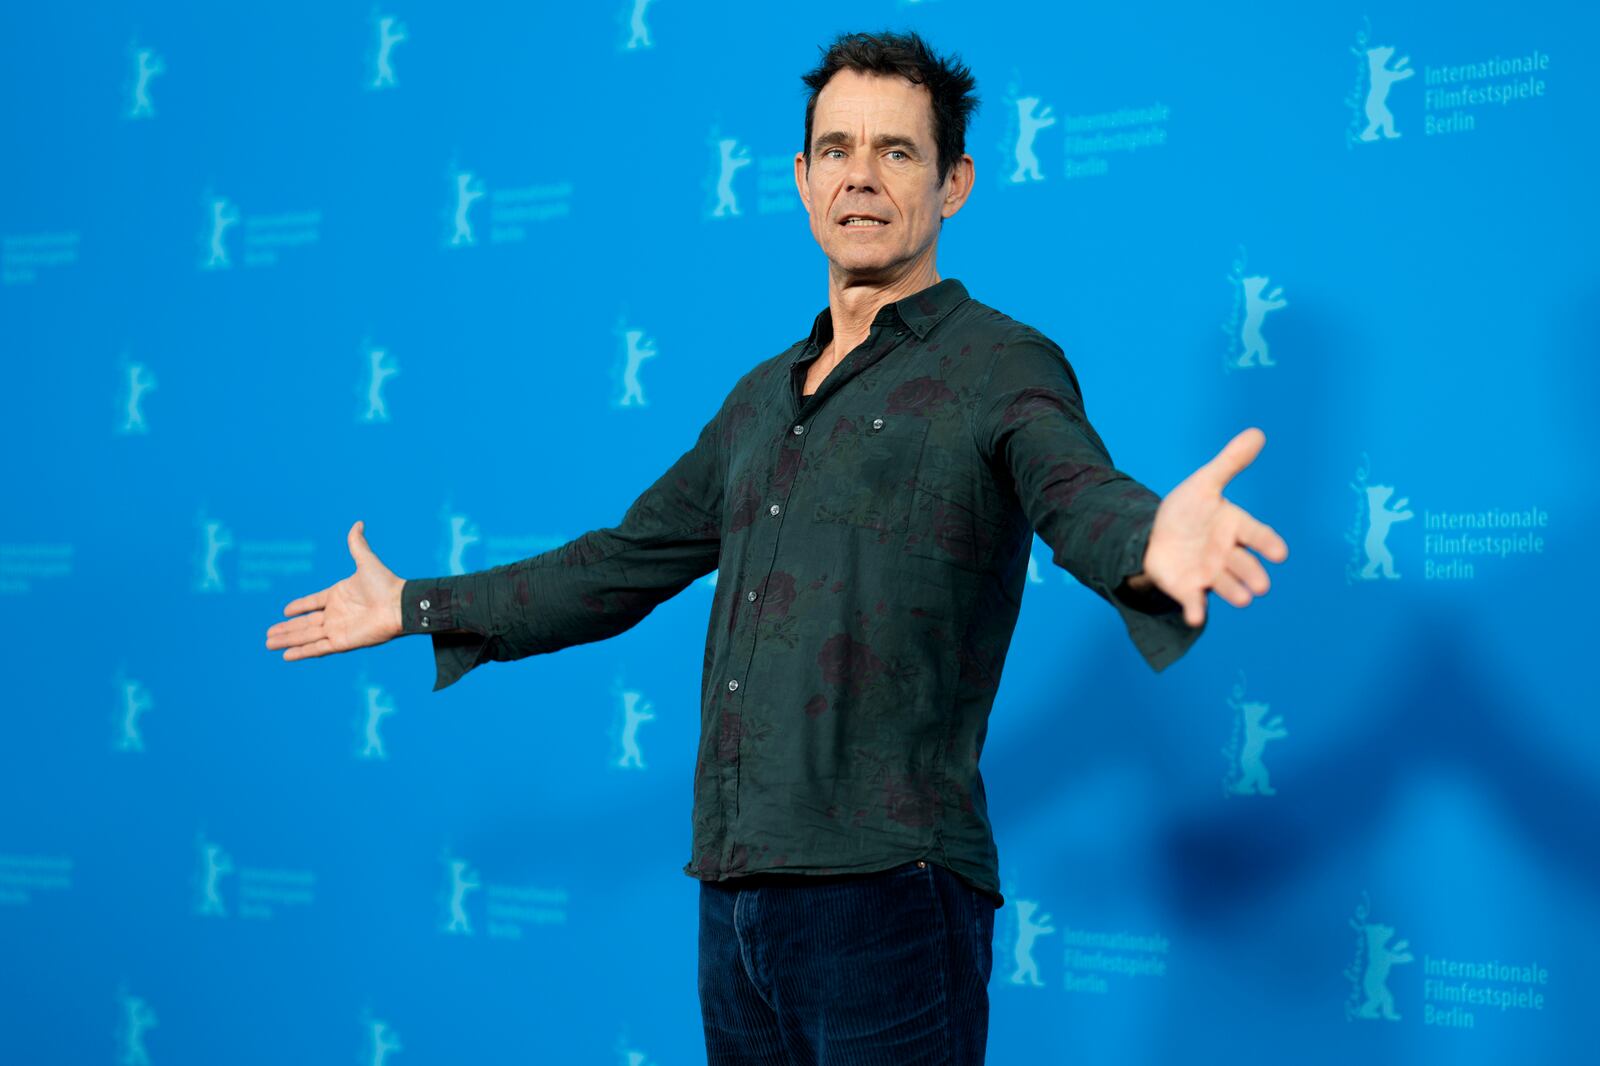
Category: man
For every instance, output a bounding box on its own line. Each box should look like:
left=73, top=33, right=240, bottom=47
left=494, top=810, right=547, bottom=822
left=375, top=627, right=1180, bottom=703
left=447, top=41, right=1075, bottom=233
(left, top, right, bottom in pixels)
left=265, top=29, right=1288, bottom=1065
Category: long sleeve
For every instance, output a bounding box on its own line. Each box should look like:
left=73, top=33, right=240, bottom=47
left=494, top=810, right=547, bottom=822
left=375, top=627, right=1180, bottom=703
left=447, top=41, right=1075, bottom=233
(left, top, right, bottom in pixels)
left=399, top=403, right=726, bottom=691
left=973, top=328, right=1204, bottom=672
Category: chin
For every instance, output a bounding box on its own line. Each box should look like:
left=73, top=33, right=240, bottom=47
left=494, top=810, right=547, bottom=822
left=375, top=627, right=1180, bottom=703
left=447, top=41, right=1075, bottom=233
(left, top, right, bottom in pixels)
left=829, top=245, right=897, bottom=272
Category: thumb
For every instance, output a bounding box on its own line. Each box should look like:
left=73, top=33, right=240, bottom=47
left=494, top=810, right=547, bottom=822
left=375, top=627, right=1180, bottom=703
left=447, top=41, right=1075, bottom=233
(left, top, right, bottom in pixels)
left=348, top=520, right=376, bottom=567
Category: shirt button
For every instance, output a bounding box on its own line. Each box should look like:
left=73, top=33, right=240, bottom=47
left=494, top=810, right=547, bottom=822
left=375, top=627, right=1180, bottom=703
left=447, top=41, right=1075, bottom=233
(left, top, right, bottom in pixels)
left=895, top=328, right=906, bottom=336
left=769, top=503, right=780, bottom=516
left=421, top=617, right=430, bottom=628
left=792, top=423, right=804, bottom=435
left=916, top=860, right=927, bottom=868
left=872, top=417, right=884, bottom=430
left=419, top=599, right=430, bottom=610
left=746, top=590, right=757, bottom=601
left=727, top=679, right=739, bottom=691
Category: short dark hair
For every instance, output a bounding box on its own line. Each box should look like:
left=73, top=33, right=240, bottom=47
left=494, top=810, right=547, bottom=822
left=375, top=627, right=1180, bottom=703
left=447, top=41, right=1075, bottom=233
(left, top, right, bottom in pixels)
left=800, top=29, right=979, bottom=188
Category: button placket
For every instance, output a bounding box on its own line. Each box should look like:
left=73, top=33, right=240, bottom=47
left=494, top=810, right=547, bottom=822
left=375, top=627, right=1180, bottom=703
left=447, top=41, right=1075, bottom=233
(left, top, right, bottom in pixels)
left=725, top=381, right=812, bottom=851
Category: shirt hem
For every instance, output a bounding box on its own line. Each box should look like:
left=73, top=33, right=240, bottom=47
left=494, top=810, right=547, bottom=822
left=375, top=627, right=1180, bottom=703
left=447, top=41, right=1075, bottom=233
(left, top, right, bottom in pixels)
left=682, top=857, right=1003, bottom=908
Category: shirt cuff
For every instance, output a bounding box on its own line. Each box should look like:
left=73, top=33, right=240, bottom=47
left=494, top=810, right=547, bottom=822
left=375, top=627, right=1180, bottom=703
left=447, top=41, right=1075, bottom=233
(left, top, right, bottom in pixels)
left=1107, top=516, right=1206, bottom=672
left=401, top=578, right=498, bottom=691
left=399, top=579, right=456, bottom=634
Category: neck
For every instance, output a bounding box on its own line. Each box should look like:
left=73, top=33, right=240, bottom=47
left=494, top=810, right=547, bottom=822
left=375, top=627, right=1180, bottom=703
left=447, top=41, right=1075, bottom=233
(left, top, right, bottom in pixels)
left=822, top=256, right=941, bottom=359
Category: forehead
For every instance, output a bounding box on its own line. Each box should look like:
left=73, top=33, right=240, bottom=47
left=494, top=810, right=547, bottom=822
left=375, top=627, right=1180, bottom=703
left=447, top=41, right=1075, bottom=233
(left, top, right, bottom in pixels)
left=812, top=69, right=934, bottom=141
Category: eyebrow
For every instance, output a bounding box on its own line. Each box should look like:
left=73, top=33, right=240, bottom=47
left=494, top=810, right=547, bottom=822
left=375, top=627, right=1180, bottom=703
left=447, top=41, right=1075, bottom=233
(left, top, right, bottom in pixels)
left=812, top=130, right=924, bottom=157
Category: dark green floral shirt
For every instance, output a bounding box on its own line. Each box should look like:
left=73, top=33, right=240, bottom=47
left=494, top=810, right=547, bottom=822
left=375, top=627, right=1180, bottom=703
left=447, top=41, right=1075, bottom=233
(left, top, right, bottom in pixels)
left=399, top=277, right=1204, bottom=907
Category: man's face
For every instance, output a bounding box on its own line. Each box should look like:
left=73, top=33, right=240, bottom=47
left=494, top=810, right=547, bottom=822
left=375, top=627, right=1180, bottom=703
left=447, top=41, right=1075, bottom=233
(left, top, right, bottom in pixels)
left=795, top=68, right=972, bottom=282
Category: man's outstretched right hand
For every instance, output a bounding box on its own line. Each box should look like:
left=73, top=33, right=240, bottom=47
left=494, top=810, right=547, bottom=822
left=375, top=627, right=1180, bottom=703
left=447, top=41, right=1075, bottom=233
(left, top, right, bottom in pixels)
left=265, top=520, right=406, bottom=661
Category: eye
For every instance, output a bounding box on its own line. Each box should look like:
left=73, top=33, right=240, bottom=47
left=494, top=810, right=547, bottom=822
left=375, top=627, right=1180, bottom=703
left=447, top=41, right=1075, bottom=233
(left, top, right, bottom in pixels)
left=887, top=150, right=908, bottom=161
left=824, top=148, right=845, bottom=160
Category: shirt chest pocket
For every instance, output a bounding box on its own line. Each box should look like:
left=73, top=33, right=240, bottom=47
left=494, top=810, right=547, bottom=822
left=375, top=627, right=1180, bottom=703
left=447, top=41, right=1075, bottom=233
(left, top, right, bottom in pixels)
left=807, top=413, right=932, bottom=534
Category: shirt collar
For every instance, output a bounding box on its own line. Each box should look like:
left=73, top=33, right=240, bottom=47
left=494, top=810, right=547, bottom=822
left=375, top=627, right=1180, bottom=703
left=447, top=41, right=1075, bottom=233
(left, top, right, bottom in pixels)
left=803, top=277, right=970, bottom=352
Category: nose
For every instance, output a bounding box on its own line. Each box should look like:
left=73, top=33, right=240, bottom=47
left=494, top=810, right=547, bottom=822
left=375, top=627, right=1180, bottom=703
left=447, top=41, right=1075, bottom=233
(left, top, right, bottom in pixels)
left=844, top=152, right=882, bottom=193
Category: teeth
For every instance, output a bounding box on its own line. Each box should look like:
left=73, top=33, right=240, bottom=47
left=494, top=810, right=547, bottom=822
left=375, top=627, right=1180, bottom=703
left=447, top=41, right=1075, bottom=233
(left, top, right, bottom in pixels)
left=844, top=218, right=885, bottom=226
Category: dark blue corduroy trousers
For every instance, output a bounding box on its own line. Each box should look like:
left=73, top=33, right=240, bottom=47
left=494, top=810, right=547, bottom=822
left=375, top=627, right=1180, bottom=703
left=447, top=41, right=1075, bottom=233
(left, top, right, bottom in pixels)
left=698, top=859, right=996, bottom=1064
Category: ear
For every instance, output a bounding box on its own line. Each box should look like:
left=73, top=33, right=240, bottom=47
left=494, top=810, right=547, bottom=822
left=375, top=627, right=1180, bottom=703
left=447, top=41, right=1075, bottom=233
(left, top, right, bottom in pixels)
left=941, top=152, right=976, bottom=221
left=793, top=151, right=811, bottom=216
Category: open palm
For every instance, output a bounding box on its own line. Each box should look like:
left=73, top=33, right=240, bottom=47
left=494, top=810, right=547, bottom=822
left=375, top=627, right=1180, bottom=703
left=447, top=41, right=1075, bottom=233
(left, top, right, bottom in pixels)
left=264, top=520, right=405, bottom=661
left=1141, top=427, right=1290, bottom=627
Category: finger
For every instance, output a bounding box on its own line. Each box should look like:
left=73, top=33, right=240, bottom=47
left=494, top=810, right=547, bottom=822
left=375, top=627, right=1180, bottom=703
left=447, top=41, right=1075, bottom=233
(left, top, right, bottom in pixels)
left=283, top=636, right=334, bottom=662
left=1176, top=588, right=1206, bottom=628
left=266, top=614, right=324, bottom=649
left=1235, top=509, right=1289, bottom=563
left=267, top=614, right=323, bottom=646
left=266, top=611, right=319, bottom=639
left=1226, top=545, right=1271, bottom=596
left=1213, top=570, right=1254, bottom=608
left=283, top=586, right=330, bottom=617
left=1200, top=427, right=1266, bottom=490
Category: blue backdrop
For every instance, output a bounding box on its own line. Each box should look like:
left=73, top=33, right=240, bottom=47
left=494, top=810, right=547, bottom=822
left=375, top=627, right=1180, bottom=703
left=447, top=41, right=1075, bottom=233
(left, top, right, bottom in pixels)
left=2, top=2, right=1593, bottom=1063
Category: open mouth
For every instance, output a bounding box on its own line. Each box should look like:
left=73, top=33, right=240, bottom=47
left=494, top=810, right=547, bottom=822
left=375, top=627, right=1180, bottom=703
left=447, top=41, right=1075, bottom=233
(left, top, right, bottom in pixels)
left=838, top=214, right=890, bottom=227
